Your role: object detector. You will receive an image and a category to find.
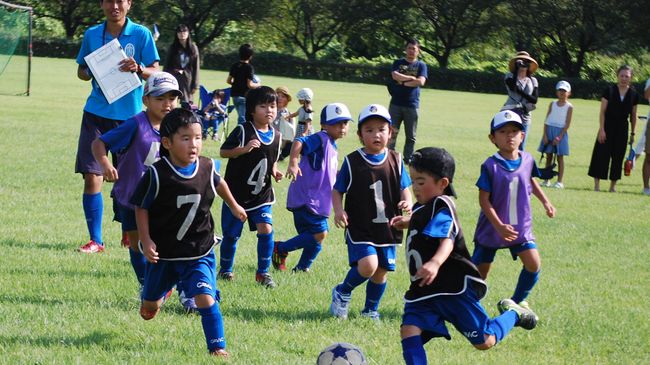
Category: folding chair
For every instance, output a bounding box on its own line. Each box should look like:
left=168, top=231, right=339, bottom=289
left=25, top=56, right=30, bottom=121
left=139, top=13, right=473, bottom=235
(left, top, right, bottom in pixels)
left=199, top=85, right=235, bottom=142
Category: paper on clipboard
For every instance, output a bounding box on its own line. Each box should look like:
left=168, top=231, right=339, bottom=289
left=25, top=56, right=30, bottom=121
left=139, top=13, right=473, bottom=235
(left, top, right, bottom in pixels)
left=84, top=38, right=142, bottom=104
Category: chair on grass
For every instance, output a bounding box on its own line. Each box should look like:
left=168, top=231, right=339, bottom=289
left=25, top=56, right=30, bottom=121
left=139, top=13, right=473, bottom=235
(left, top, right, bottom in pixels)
left=198, top=86, right=234, bottom=142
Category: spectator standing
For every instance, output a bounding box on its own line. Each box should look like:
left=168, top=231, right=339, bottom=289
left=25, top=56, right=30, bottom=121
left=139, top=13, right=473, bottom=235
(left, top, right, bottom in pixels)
left=502, top=51, right=539, bottom=150
left=227, top=43, right=261, bottom=124
left=164, top=24, right=199, bottom=104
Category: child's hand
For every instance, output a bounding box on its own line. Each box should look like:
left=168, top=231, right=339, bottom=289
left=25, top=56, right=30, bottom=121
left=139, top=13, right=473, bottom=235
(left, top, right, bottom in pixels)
left=496, top=223, right=518, bottom=242
left=141, top=239, right=159, bottom=263
left=544, top=202, right=556, bottom=218
left=553, top=136, right=561, bottom=146
left=390, top=215, right=410, bottom=230
left=272, top=168, right=284, bottom=182
left=597, top=128, right=606, bottom=144
left=416, top=261, right=440, bottom=287
left=230, top=204, right=248, bottom=222
left=286, top=164, right=302, bottom=182
left=102, top=164, right=119, bottom=183
left=334, top=209, right=348, bottom=228
left=397, top=200, right=411, bottom=216
left=244, top=139, right=261, bottom=153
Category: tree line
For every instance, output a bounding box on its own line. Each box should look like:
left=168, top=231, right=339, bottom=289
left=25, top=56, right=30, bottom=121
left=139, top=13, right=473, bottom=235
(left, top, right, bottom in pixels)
left=15, top=0, right=650, bottom=78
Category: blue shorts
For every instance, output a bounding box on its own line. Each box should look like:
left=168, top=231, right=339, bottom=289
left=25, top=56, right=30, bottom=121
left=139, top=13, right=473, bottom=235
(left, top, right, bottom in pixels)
left=347, top=237, right=397, bottom=271
left=292, top=206, right=328, bottom=235
left=222, top=203, right=273, bottom=237
left=402, top=286, right=493, bottom=346
left=113, top=201, right=137, bottom=231
left=472, top=241, right=537, bottom=264
left=142, top=250, right=220, bottom=302
left=75, top=111, right=121, bottom=175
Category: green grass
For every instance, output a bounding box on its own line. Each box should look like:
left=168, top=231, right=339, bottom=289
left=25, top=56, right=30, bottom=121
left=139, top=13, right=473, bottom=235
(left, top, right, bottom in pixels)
left=1, top=57, right=649, bottom=364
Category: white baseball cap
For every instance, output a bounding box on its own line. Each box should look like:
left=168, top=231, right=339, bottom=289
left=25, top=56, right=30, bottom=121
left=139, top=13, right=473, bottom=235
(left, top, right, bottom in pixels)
left=358, top=104, right=392, bottom=125
left=320, top=103, right=352, bottom=125
left=491, top=110, right=523, bottom=132
left=144, top=72, right=182, bottom=97
left=296, top=87, right=313, bottom=101
left=556, top=80, right=571, bottom=92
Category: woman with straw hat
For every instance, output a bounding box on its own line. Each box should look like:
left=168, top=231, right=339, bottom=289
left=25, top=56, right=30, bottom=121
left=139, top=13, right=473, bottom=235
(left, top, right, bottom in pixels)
left=502, top=51, right=539, bottom=150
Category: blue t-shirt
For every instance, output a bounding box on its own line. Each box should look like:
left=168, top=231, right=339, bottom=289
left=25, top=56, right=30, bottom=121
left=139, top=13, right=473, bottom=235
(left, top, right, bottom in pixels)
left=76, top=18, right=159, bottom=120
left=390, top=58, right=428, bottom=108
left=422, top=207, right=455, bottom=239
left=296, top=133, right=336, bottom=171
left=334, top=150, right=411, bottom=193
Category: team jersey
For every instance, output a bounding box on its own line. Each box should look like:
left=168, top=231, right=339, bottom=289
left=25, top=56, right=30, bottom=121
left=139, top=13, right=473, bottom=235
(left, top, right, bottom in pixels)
left=222, top=122, right=281, bottom=210
left=286, top=131, right=338, bottom=217
left=404, top=196, right=487, bottom=303
left=130, top=156, right=219, bottom=260
left=474, top=152, right=537, bottom=248
left=100, top=111, right=160, bottom=209
left=340, top=149, right=405, bottom=247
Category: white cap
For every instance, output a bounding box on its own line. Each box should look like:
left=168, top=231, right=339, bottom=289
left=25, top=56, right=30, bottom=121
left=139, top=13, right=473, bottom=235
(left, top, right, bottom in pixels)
left=320, top=103, right=352, bottom=125
left=144, top=72, right=182, bottom=97
left=556, top=80, right=571, bottom=92
left=296, top=87, right=314, bottom=101
left=358, top=104, right=392, bottom=125
left=490, top=110, right=523, bottom=132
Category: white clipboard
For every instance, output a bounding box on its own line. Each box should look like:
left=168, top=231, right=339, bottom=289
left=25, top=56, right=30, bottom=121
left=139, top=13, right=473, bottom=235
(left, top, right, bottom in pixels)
left=84, top=38, right=142, bottom=104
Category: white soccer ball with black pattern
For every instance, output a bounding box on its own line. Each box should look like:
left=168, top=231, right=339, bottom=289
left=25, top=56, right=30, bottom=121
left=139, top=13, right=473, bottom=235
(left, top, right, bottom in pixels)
left=317, top=342, right=367, bottom=365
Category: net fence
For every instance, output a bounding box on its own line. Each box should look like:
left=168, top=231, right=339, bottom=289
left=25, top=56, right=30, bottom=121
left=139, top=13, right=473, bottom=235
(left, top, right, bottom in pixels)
left=0, top=1, right=32, bottom=96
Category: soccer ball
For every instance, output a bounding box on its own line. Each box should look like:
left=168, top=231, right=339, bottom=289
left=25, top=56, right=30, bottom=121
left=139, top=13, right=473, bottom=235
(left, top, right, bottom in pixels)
left=317, top=342, right=367, bottom=365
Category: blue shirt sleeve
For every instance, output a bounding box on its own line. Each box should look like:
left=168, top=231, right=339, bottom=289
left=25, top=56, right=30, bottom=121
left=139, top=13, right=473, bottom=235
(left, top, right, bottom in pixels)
left=422, top=208, right=456, bottom=239
left=99, top=118, right=138, bottom=153
left=139, top=26, right=160, bottom=66
left=418, top=61, right=428, bottom=80
left=212, top=159, right=222, bottom=188
left=297, top=134, right=322, bottom=155
left=334, top=158, right=351, bottom=193
left=476, top=164, right=492, bottom=192
left=400, top=159, right=412, bottom=190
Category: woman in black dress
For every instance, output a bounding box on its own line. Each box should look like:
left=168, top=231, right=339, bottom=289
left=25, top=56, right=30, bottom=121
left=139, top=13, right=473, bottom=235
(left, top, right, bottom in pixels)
left=164, top=24, right=200, bottom=103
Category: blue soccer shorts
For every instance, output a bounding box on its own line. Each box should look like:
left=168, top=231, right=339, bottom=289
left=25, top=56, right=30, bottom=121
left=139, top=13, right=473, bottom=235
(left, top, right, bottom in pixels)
left=221, top=202, right=273, bottom=237
left=472, top=241, right=538, bottom=264
left=346, top=236, right=396, bottom=271
left=292, top=206, right=328, bottom=235
left=141, top=249, right=220, bottom=302
left=113, top=201, right=137, bottom=231
left=402, top=286, right=494, bottom=346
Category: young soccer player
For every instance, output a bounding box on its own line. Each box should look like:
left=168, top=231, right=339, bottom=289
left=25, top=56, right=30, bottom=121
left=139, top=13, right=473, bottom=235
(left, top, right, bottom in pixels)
left=537, top=80, right=573, bottom=188
left=473, top=110, right=556, bottom=318
left=91, top=71, right=180, bottom=288
left=329, top=104, right=412, bottom=320
left=392, top=147, right=538, bottom=365
left=131, top=108, right=246, bottom=357
left=219, top=86, right=284, bottom=288
left=272, top=103, right=352, bottom=273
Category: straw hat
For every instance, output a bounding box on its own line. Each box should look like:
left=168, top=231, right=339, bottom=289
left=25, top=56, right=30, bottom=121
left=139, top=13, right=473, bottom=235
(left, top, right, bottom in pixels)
left=275, top=86, right=292, bottom=102
left=508, top=51, right=538, bottom=73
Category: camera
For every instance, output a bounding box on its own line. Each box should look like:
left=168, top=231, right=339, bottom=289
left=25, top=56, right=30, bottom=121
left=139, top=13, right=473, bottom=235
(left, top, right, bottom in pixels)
left=515, top=59, right=529, bottom=68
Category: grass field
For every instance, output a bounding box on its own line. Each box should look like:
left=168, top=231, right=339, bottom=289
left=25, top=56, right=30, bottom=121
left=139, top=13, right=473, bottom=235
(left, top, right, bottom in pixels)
left=1, top=57, right=649, bottom=364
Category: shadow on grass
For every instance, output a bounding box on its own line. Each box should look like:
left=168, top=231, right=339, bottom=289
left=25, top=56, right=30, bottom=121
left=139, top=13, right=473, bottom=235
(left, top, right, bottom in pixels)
left=0, top=331, right=115, bottom=348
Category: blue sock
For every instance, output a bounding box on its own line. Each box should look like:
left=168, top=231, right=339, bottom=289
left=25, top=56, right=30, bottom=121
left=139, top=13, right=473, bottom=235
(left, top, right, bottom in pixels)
left=82, top=192, right=103, bottom=244
left=512, top=268, right=540, bottom=303
left=219, top=236, right=238, bottom=273
left=489, top=310, right=518, bottom=343
left=198, top=303, right=226, bottom=352
left=295, top=238, right=322, bottom=270
left=402, top=335, right=427, bottom=365
left=364, top=280, right=387, bottom=312
left=278, top=232, right=313, bottom=253
left=337, top=267, right=367, bottom=296
left=129, top=248, right=146, bottom=285
left=257, top=232, right=274, bottom=273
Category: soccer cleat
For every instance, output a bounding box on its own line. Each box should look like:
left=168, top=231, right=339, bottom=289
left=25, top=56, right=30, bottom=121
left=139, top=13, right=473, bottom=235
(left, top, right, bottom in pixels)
left=272, top=241, right=288, bottom=271
left=210, top=348, right=230, bottom=358
left=360, top=309, right=380, bottom=321
left=179, top=290, right=197, bottom=314
left=139, top=304, right=159, bottom=320
left=498, top=298, right=537, bottom=330
left=553, top=182, right=564, bottom=189
left=78, top=240, right=104, bottom=253
left=255, top=272, right=277, bottom=288
left=291, top=267, right=310, bottom=273
left=518, top=300, right=540, bottom=322
left=330, top=287, right=351, bottom=319
left=218, top=271, right=235, bottom=281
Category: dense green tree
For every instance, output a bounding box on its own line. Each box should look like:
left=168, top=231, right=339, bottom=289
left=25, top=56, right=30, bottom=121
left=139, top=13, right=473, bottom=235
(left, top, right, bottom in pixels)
left=15, top=0, right=101, bottom=39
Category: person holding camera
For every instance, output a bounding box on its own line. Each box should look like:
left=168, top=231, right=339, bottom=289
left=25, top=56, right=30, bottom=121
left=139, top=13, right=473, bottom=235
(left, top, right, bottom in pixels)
left=501, top=51, right=539, bottom=150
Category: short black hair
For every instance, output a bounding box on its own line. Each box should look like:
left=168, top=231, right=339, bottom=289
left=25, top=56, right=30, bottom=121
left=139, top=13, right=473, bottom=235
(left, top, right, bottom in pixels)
left=159, top=108, right=201, bottom=157
left=409, top=147, right=457, bottom=197
left=239, top=43, right=254, bottom=60
left=245, top=86, right=277, bottom=122
left=405, top=38, right=420, bottom=47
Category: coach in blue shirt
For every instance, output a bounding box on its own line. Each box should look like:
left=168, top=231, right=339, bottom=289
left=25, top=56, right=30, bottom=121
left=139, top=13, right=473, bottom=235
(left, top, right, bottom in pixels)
left=75, top=0, right=160, bottom=254
left=388, top=38, right=428, bottom=163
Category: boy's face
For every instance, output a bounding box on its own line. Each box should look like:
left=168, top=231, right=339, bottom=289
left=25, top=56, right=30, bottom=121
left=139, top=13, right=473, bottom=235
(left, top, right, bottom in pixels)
left=101, top=0, right=131, bottom=23
left=162, top=123, right=203, bottom=167
left=252, top=101, right=277, bottom=127
left=358, top=118, right=391, bottom=154
left=409, top=167, right=448, bottom=204
left=323, top=121, right=349, bottom=140
left=143, top=93, right=178, bottom=124
left=405, top=43, right=420, bottom=60
left=489, top=123, right=524, bottom=154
